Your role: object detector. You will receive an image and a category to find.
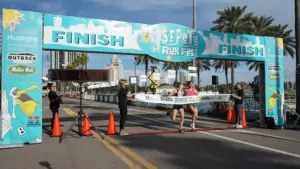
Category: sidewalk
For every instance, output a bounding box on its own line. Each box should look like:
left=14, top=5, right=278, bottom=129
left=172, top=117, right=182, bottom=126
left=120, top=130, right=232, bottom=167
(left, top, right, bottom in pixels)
left=0, top=100, right=131, bottom=169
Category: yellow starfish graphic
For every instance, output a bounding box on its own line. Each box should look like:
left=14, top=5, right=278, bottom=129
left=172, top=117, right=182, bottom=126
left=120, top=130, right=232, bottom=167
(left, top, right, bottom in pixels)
left=166, top=55, right=171, bottom=61
left=2, top=9, right=24, bottom=31
left=276, top=38, right=283, bottom=49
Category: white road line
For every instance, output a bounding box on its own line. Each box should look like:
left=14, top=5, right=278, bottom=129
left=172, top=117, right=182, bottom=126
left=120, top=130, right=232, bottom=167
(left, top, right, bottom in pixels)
left=225, top=130, right=300, bottom=142
left=201, top=132, right=300, bottom=159
left=128, top=113, right=300, bottom=159
left=67, top=99, right=300, bottom=157
left=76, top=100, right=300, bottom=142
left=126, top=106, right=300, bottom=142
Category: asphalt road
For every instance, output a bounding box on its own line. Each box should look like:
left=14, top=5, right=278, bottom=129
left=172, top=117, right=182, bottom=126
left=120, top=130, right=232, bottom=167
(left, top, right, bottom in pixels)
left=62, top=97, right=300, bottom=169
left=1, top=97, right=300, bottom=169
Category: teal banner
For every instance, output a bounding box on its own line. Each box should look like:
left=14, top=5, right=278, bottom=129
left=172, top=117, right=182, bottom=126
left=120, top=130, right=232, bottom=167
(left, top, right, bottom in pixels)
left=1, top=9, right=43, bottom=145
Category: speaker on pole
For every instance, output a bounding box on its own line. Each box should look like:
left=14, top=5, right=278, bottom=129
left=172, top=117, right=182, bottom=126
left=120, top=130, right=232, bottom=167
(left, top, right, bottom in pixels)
left=212, top=75, right=219, bottom=85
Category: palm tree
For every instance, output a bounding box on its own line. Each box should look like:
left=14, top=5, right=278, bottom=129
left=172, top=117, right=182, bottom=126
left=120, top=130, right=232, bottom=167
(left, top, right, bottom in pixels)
left=250, top=15, right=274, bottom=36
left=245, top=61, right=260, bottom=72
left=135, top=55, right=159, bottom=76
left=246, top=16, right=295, bottom=71
left=162, top=62, right=188, bottom=82
left=268, top=24, right=296, bottom=57
left=211, top=5, right=253, bottom=91
left=68, top=53, right=89, bottom=69
left=246, top=15, right=275, bottom=71
left=193, top=59, right=211, bottom=87
left=212, top=60, right=230, bottom=85
left=78, top=52, right=89, bottom=69
left=211, top=5, right=253, bottom=34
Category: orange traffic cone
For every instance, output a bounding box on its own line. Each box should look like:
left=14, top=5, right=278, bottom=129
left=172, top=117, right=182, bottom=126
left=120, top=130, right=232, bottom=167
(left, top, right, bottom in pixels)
left=51, top=112, right=62, bottom=137
left=227, top=107, right=233, bottom=121
left=241, top=108, right=247, bottom=128
left=81, top=112, right=93, bottom=136
left=107, top=112, right=116, bottom=135
left=227, top=107, right=236, bottom=123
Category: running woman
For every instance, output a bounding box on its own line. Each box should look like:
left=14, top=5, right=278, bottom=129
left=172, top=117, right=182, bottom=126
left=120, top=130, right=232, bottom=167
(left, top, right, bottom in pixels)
left=185, top=81, right=198, bottom=130
left=168, top=83, right=185, bottom=133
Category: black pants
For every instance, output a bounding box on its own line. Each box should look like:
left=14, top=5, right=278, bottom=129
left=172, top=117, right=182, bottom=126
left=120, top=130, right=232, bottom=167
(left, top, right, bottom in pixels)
left=119, top=104, right=128, bottom=130
left=234, top=104, right=243, bottom=125
left=50, top=106, right=59, bottom=129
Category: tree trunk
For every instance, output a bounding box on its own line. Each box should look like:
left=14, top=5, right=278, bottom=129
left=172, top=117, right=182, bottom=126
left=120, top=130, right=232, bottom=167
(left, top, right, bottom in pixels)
left=175, top=69, right=178, bottom=82
left=231, top=61, right=235, bottom=93
left=197, top=59, right=201, bottom=88
left=145, top=60, right=148, bottom=87
left=197, top=69, right=200, bottom=88
left=225, top=68, right=228, bottom=85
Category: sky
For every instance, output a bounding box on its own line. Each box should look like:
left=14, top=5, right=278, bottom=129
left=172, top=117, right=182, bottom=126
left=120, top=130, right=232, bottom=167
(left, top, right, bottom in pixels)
left=0, top=0, right=296, bottom=86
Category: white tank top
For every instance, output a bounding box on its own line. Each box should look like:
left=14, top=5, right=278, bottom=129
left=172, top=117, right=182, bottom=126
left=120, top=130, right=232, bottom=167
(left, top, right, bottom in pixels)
left=177, top=90, right=183, bottom=97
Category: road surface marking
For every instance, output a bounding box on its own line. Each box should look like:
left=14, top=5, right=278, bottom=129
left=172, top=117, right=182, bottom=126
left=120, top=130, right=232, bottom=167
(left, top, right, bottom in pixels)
left=125, top=105, right=300, bottom=142
left=222, top=129, right=300, bottom=142
left=63, top=108, right=142, bottom=169
left=128, top=113, right=300, bottom=159
left=68, top=99, right=300, bottom=143
left=66, top=99, right=300, bottom=158
left=64, top=108, right=158, bottom=169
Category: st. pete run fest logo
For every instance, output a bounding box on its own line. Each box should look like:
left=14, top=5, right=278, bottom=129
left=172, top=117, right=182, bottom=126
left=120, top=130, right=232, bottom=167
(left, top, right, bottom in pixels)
left=137, top=24, right=205, bottom=62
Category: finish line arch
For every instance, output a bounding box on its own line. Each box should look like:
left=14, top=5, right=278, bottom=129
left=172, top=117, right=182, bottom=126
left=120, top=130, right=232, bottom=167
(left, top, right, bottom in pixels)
left=1, top=8, right=284, bottom=146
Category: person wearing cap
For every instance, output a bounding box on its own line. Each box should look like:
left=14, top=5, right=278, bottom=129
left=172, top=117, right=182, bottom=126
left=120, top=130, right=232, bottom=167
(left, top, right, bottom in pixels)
left=118, top=79, right=129, bottom=136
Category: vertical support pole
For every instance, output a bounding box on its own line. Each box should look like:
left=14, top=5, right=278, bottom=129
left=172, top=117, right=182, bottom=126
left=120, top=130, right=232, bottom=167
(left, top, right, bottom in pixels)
left=78, top=81, right=83, bottom=135
left=192, top=0, right=196, bottom=82
left=134, top=56, right=137, bottom=94
left=295, top=0, right=300, bottom=114
left=259, top=63, right=266, bottom=126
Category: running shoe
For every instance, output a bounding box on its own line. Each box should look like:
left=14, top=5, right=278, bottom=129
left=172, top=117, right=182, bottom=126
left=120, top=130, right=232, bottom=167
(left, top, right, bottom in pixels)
left=190, top=123, right=195, bottom=130
left=119, top=131, right=129, bottom=136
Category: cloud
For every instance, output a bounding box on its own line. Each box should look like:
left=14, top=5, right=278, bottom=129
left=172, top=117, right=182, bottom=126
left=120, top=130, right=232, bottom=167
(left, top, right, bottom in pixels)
left=88, top=0, right=236, bottom=11
left=35, top=0, right=66, bottom=15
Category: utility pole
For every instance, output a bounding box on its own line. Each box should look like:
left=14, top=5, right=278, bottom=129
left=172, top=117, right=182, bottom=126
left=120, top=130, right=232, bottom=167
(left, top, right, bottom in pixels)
left=295, top=0, right=300, bottom=114
left=134, top=56, right=137, bottom=93
left=191, top=0, right=197, bottom=82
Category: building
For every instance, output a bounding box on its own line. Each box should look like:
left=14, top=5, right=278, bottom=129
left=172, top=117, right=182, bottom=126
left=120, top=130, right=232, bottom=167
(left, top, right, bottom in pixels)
left=160, top=76, right=170, bottom=84
left=106, top=55, right=123, bottom=85
left=179, top=70, right=188, bottom=84
left=50, top=51, right=82, bottom=69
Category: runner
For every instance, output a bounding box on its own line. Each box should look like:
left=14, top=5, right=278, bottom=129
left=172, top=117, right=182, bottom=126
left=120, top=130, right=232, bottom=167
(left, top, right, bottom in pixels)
left=168, top=82, right=185, bottom=133
left=185, top=81, right=198, bottom=130
left=166, top=82, right=178, bottom=116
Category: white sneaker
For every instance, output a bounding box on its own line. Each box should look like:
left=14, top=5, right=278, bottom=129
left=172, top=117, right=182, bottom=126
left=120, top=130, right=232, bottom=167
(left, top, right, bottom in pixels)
left=236, top=125, right=243, bottom=129
left=190, top=123, right=195, bottom=130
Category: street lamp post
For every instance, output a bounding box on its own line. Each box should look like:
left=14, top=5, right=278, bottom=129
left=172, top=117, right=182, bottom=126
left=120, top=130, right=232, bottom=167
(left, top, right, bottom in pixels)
left=192, top=0, right=197, bottom=82
left=134, top=56, right=137, bottom=94
left=295, top=0, right=300, bottom=114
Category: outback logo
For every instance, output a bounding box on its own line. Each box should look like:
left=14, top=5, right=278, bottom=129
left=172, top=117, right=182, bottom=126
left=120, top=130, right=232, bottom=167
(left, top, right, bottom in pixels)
left=269, top=74, right=280, bottom=79
left=7, top=53, right=37, bottom=63
left=8, top=64, right=36, bottom=76
left=268, top=66, right=281, bottom=72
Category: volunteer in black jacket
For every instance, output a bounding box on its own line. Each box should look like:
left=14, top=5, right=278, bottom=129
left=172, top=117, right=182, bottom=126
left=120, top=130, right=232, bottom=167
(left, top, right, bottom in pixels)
left=118, top=79, right=129, bottom=136
left=47, top=83, right=62, bottom=129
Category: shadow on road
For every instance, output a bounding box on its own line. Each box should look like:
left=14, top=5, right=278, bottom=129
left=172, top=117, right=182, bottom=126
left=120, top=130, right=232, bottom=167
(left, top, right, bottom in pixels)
left=39, top=161, right=53, bottom=169
left=117, top=134, right=300, bottom=169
